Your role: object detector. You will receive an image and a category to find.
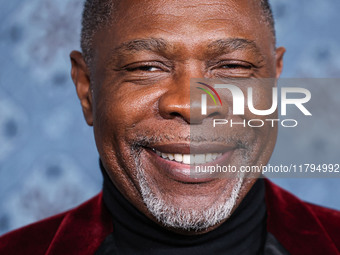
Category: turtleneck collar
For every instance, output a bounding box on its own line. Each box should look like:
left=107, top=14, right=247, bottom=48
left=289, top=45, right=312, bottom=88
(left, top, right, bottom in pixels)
left=99, top=161, right=267, bottom=255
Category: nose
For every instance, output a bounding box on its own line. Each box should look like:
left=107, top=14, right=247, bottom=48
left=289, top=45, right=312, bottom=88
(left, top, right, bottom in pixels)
left=158, top=68, right=228, bottom=124
left=158, top=77, right=191, bottom=123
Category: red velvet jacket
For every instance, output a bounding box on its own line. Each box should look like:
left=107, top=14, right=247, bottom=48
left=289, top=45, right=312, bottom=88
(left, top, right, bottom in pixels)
left=0, top=179, right=339, bottom=255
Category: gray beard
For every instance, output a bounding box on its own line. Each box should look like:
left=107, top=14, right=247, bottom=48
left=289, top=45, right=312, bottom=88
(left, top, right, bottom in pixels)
left=136, top=165, right=244, bottom=231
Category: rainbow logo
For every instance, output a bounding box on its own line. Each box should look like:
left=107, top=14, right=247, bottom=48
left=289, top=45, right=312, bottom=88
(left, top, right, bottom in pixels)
left=196, top=82, right=222, bottom=115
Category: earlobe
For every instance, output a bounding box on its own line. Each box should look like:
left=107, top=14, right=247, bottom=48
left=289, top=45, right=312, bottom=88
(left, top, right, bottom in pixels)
left=275, top=47, right=286, bottom=78
left=70, top=51, right=94, bottom=126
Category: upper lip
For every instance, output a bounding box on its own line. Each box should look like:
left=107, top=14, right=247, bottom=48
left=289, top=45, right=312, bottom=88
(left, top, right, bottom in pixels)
left=149, top=143, right=237, bottom=154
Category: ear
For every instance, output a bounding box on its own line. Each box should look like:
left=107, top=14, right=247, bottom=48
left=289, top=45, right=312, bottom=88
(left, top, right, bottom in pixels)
left=275, top=47, right=286, bottom=78
left=70, top=51, right=93, bottom=126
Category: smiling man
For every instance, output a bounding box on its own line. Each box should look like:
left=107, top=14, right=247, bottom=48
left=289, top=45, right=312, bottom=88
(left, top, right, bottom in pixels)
left=0, top=0, right=339, bottom=254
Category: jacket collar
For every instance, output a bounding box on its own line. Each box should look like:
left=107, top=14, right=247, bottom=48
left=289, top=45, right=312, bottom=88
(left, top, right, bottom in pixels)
left=44, top=179, right=339, bottom=254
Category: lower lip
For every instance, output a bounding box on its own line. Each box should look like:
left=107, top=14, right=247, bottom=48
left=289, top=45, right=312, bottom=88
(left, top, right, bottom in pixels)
left=145, top=149, right=235, bottom=183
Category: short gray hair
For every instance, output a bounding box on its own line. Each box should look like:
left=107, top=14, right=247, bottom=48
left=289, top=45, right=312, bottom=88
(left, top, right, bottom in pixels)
left=80, top=0, right=115, bottom=66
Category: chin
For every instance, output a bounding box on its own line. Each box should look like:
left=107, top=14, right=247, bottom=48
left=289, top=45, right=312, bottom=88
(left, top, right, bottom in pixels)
left=136, top=165, right=246, bottom=232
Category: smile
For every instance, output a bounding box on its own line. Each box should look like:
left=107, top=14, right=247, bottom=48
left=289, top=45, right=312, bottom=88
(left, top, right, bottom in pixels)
left=154, top=150, right=223, bottom=165
left=145, top=144, right=236, bottom=183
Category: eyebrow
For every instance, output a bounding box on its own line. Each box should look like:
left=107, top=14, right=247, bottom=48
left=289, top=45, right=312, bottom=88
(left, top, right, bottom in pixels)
left=206, top=38, right=261, bottom=55
left=113, top=38, right=171, bottom=54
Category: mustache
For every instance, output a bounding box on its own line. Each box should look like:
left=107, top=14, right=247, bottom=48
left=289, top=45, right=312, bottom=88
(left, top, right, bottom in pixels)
left=131, top=133, right=248, bottom=151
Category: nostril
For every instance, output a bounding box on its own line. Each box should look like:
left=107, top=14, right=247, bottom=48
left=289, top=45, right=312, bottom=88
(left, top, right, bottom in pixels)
left=207, top=112, right=220, bottom=119
left=170, top=112, right=183, bottom=118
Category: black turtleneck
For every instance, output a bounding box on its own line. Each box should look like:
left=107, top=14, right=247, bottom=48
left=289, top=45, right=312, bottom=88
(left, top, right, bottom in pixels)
left=96, top=162, right=289, bottom=255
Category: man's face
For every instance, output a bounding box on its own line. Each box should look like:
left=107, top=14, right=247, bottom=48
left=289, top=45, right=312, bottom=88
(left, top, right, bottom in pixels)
left=71, top=0, right=284, bottom=233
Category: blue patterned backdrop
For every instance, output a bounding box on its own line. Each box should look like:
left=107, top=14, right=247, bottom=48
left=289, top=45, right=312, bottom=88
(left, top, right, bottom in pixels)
left=0, top=0, right=339, bottom=235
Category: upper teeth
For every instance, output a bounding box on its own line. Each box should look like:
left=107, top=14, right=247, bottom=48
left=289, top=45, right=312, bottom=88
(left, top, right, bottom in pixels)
left=155, top=150, right=222, bottom=165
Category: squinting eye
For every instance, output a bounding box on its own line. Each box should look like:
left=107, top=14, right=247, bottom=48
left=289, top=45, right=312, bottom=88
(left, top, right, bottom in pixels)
left=220, top=64, right=251, bottom=69
left=127, top=66, right=162, bottom=72
left=144, top=66, right=161, bottom=72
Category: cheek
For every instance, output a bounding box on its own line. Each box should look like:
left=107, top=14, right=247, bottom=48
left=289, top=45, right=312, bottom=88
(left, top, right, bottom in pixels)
left=245, top=82, right=277, bottom=117
left=243, top=84, right=278, bottom=162
left=242, top=80, right=278, bottom=136
left=92, top=83, right=164, bottom=145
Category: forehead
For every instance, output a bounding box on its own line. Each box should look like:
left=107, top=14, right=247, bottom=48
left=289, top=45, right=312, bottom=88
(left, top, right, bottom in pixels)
left=94, top=0, right=273, bottom=58
left=114, top=0, right=261, bottom=21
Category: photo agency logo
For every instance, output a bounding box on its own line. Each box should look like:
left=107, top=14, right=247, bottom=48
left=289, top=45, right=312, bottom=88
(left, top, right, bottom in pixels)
left=196, top=82, right=223, bottom=114
left=196, top=80, right=312, bottom=128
